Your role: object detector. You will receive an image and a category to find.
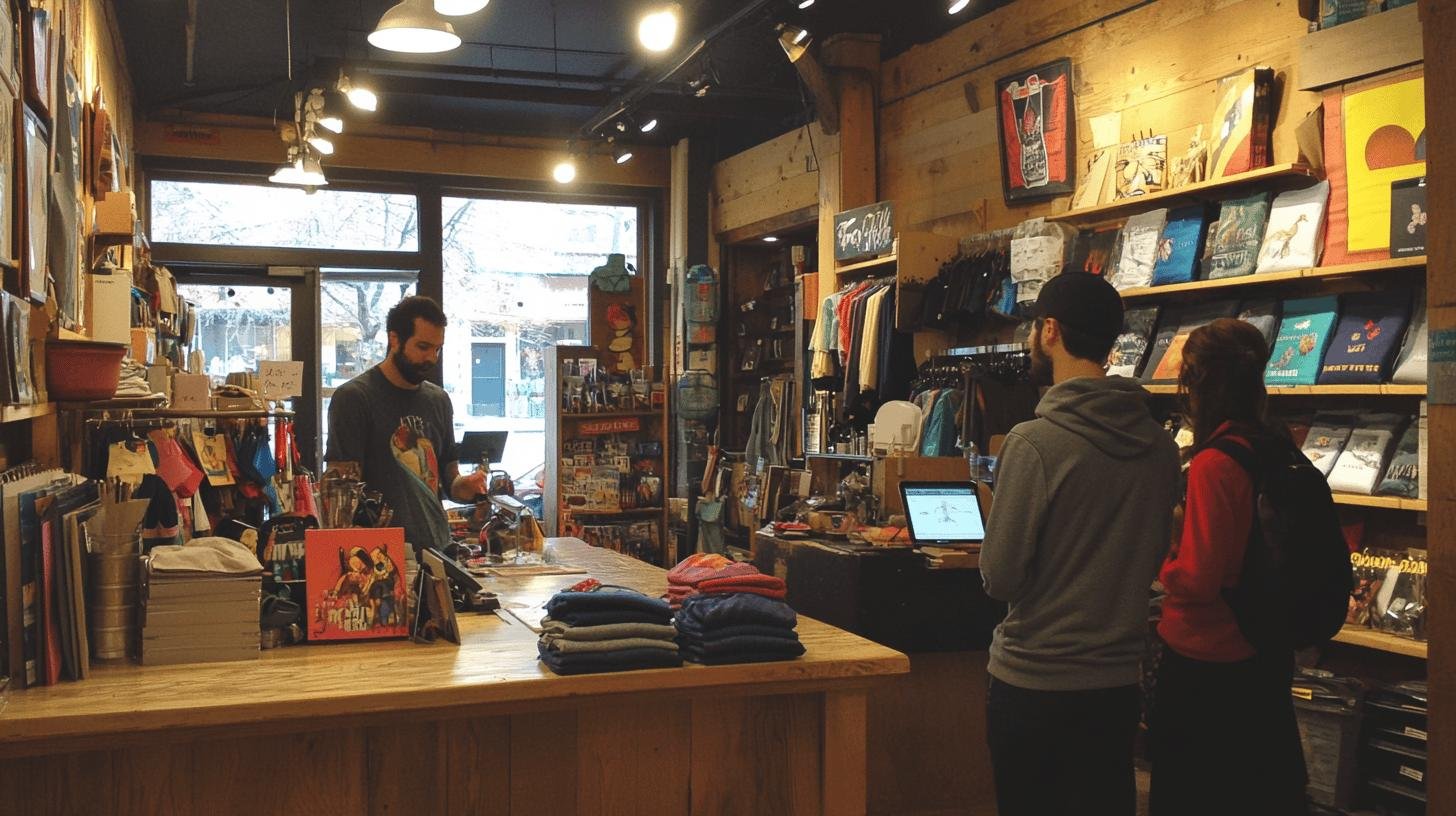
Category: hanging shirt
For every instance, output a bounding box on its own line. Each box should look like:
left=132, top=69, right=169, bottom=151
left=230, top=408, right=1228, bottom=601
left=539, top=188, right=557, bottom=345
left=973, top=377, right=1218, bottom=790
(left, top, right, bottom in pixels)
left=836, top=282, right=873, bottom=368
left=858, top=287, right=890, bottom=394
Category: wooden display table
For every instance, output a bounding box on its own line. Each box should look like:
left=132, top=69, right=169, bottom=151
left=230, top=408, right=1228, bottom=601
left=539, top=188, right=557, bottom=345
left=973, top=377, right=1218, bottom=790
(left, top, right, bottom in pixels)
left=0, top=539, right=908, bottom=816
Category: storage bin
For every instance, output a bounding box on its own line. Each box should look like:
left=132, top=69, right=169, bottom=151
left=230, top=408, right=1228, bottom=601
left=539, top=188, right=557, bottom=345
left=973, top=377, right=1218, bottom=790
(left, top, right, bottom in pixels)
left=46, top=339, right=126, bottom=400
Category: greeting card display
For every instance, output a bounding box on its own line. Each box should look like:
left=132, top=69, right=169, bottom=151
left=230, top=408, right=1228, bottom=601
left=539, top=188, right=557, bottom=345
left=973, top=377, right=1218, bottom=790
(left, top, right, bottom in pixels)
left=996, top=59, right=1074, bottom=203
left=305, top=527, right=410, bottom=641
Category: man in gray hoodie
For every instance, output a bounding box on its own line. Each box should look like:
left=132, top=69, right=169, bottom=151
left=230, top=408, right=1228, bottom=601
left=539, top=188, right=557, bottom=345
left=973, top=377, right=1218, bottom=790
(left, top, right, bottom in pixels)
left=980, top=272, right=1180, bottom=816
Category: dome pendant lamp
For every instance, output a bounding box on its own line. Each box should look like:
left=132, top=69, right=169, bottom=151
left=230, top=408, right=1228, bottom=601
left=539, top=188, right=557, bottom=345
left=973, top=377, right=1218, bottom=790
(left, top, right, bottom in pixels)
left=368, top=0, right=462, bottom=54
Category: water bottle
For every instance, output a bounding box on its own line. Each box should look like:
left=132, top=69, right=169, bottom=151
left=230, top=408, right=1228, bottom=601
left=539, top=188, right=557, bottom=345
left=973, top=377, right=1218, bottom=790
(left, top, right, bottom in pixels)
left=963, top=438, right=982, bottom=483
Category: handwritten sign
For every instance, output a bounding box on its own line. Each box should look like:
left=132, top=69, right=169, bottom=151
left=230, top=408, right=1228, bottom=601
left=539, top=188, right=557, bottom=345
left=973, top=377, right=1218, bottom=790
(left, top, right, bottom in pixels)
left=833, top=200, right=895, bottom=262
left=259, top=360, right=304, bottom=399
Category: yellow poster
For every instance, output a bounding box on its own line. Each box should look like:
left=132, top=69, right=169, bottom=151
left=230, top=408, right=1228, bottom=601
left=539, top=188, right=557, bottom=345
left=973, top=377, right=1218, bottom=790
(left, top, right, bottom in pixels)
left=1343, top=77, right=1426, bottom=253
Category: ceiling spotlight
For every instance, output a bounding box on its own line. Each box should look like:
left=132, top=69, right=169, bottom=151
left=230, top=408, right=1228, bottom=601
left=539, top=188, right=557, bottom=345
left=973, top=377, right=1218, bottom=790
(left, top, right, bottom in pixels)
left=948, top=0, right=971, bottom=12
left=296, top=154, right=329, bottom=186
left=368, top=0, right=462, bottom=53
left=797, top=0, right=815, bottom=7
left=614, top=145, right=634, bottom=165
left=616, top=120, right=629, bottom=133
left=777, top=24, right=812, bottom=61
left=433, top=0, right=489, bottom=15
left=307, top=89, right=345, bottom=133
left=763, top=236, right=779, bottom=242
left=638, top=4, right=680, bottom=52
left=639, top=117, right=659, bottom=133
left=305, top=127, right=335, bottom=155
left=337, top=72, right=378, bottom=112
left=270, top=152, right=305, bottom=186
left=553, top=160, right=577, bottom=184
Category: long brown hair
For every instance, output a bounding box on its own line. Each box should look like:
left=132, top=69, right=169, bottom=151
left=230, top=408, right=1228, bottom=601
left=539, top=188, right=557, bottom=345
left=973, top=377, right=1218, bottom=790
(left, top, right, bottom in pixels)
left=1178, top=318, right=1270, bottom=447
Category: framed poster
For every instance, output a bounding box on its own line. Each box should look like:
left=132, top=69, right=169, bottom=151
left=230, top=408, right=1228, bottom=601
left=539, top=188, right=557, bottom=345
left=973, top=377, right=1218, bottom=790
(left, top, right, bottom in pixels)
left=996, top=58, right=1075, bottom=204
left=0, top=0, right=18, bottom=98
left=304, top=527, right=410, bottom=641
left=0, top=96, right=12, bottom=269
left=21, top=102, right=44, bottom=303
left=20, top=3, right=46, bottom=120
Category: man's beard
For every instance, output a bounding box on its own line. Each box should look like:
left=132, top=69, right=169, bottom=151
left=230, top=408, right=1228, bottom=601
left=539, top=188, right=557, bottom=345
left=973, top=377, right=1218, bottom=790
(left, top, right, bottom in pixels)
left=392, top=349, right=434, bottom=385
left=1029, top=328, right=1053, bottom=387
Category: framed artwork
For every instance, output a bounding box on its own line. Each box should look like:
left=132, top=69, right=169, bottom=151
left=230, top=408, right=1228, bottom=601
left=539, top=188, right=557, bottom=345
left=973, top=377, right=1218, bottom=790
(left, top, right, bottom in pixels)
left=996, top=58, right=1075, bottom=204
left=304, top=527, right=410, bottom=642
left=21, top=3, right=46, bottom=121
left=0, top=97, right=12, bottom=268
left=0, top=0, right=18, bottom=98
left=21, top=103, right=44, bottom=303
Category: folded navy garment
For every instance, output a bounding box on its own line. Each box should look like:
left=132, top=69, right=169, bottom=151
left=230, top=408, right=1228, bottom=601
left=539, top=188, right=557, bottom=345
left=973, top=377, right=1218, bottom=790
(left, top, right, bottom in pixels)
left=673, top=621, right=799, bottom=642
left=676, top=633, right=804, bottom=658
left=677, top=592, right=797, bottom=631
left=680, top=646, right=806, bottom=666
left=537, top=642, right=684, bottom=675
left=544, top=586, right=673, bottom=626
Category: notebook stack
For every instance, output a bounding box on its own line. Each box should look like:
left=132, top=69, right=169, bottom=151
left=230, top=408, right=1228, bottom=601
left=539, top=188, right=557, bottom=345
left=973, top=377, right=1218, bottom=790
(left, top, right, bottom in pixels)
left=140, top=537, right=263, bottom=665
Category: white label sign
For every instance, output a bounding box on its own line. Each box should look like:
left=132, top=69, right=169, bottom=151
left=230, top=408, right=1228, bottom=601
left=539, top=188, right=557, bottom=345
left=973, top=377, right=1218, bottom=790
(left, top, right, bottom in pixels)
left=259, top=360, right=304, bottom=399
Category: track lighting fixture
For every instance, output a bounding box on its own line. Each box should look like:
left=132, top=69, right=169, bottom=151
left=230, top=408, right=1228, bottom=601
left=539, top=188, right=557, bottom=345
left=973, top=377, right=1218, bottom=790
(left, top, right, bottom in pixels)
left=306, top=88, right=344, bottom=134
left=639, top=117, right=659, bottom=133
left=948, top=0, right=971, bottom=13
left=614, top=145, right=634, bottom=165
left=305, top=125, right=335, bottom=155
left=369, top=0, right=462, bottom=54
left=638, top=4, right=680, bottom=52
left=337, top=72, right=378, bottom=112
left=777, top=24, right=812, bottom=61
left=553, top=159, right=578, bottom=184
left=797, top=0, right=814, bottom=8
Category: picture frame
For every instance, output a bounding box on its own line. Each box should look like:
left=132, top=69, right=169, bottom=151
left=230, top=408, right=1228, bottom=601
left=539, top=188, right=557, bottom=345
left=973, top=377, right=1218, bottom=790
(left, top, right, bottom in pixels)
left=21, top=102, right=45, bottom=303
left=21, top=3, right=46, bottom=121
left=0, top=0, right=18, bottom=99
left=0, top=95, right=13, bottom=270
left=996, top=58, right=1075, bottom=204
left=304, top=527, right=411, bottom=642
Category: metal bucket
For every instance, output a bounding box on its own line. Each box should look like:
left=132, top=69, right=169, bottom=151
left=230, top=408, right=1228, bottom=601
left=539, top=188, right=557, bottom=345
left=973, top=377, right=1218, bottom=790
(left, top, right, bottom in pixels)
left=89, top=552, right=139, bottom=660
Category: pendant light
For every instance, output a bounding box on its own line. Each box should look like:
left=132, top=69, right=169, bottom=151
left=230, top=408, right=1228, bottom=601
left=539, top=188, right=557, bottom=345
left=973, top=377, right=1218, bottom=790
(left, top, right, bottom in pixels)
left=434, top=0, right=489, bottom=15
left=638, top=4, right=680, bottom=52
left=368, top=0, right=462, bottom=54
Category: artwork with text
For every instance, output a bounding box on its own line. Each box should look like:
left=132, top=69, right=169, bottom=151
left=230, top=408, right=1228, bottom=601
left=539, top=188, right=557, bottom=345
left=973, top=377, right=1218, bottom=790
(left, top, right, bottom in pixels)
left=305, top=527, right=410, bottom=641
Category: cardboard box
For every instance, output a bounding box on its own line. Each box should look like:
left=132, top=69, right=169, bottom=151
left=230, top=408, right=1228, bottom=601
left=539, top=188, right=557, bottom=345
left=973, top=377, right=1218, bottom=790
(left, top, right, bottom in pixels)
left=87, top=270, right=132, bottom=345
left=130, top=327, right=155, bottom=364
left=93, top=190, right=137, bottom=235
left=146, top=365, right=173, bottom=400
left=172, top=373, right=211, bottom=411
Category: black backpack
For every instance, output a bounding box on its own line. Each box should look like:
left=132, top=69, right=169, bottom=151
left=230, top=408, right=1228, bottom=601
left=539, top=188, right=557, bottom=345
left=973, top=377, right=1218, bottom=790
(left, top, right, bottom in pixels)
left=1209, top=433, right=1353, bottom=652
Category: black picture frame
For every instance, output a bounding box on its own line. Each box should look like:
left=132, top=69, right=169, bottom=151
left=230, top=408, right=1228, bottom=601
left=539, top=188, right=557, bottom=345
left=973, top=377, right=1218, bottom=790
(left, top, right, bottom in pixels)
left=995, top=58, right=1076, bottom=204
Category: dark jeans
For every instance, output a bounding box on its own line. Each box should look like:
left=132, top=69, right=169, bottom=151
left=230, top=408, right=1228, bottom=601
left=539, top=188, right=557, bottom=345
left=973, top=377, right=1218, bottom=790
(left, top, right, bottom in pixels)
left=986, top=676, right=1140, bottom=816
left=1149, top=648, right=1308, bottom=816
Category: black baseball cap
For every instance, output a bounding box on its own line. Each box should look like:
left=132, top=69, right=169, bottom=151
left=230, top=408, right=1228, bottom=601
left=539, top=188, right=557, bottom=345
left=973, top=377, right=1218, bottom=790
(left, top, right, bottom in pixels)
left=1033, top=272, right=1124, bottom=344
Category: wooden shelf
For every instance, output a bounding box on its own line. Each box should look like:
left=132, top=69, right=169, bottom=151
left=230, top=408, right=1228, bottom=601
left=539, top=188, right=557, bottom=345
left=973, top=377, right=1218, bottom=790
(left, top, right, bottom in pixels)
left=1143, top=384, right=1426, bottom=396
left=1118, top=256, right=1426, bottom=299
left=1, top=402, right=56, bottom=423
left=806, top=452, right=875, bottom=463
left=1048, top=162, right=1314, bottom=224
left=1331, top=494, right=1427, bottom=512
left=563, top=507, right=664, bottom=517
left=835, top=254, right=896, bottom=276
left=56, top=328, right=89, bottom=342
left=560, top=410, right=662, bottom=420
left=1331, top=626, right=1427, bottom=659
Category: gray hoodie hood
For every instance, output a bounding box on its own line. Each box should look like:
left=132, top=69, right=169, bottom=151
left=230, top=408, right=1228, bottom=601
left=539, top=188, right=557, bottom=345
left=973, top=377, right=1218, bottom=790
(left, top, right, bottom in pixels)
left=1035, top=375, right=1162, bottom=460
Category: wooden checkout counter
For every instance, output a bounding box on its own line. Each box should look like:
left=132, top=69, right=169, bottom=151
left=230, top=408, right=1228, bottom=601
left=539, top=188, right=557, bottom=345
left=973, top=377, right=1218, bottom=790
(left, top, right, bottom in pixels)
left=0, top=539, right=908, bottom=816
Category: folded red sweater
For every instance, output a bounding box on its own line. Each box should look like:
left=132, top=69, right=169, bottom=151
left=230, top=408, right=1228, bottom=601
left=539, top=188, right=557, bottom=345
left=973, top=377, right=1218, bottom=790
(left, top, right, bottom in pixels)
left=667, top=553, right=760, bottom=587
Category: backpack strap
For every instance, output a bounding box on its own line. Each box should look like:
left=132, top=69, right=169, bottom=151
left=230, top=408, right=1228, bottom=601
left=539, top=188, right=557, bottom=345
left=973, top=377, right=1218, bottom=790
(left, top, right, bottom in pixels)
left=1206, top=437, right=1263, bottom=488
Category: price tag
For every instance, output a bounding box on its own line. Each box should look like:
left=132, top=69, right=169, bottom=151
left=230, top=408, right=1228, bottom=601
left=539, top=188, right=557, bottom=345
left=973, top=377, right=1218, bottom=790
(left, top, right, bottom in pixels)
left=1399, top=766, right=1424, bottom=784
left=1405, top=726, right=1428, bottom=741
left=259, top=360, right=304, bottom=399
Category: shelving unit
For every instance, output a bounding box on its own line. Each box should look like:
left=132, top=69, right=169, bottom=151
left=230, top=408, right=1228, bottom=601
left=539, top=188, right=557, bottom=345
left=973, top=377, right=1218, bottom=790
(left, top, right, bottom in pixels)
left=1117, top=256, right=1427, bottom=300
left=1, top=402, right=56, bottom=423
left=835, top=254, right=896, bottom=277
left=1332, top=627, right=1428, bottom=659
left=1048, top=163, right=1314, bottom=225
left=1331, top=494, right=1427, bottom=512
left=1142, top=384, right=1427, bottom=396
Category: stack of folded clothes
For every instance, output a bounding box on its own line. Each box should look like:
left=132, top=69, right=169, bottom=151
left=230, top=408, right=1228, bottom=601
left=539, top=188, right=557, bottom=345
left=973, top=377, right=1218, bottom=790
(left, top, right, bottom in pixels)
left=665, top=553, right=785, bottom=609
left=675, top=592, right=805, bottom=665
left=537, top=581, right=682, bottom=675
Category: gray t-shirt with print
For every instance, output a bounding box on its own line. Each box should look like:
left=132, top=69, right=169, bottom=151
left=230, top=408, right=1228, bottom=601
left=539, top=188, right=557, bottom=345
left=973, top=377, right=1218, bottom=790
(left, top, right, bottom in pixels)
left=324, top=366, right=458, bottom=553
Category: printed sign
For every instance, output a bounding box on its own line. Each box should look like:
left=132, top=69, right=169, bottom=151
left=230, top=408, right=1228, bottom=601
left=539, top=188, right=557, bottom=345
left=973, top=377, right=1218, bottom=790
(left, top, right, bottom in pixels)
left=578, top=417, right=641, bottom=436
left=259, top=360, right=304, bottom=399
left=833, top=201, right=895, bottom=262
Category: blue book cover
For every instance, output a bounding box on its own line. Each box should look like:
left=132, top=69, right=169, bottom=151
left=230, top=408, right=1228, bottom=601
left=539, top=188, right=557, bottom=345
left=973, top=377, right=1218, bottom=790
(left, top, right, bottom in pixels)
left=1317, top=290, right=1413, bottom=384
left=1265, top=295, right=1340, bottom=386
left=1151, top=206, right=1207, bottom=286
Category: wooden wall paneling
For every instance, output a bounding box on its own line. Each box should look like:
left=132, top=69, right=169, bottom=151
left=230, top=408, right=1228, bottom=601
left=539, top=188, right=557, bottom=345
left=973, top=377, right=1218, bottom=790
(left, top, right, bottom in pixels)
left=822, top=689, right=868, bottom=816
left=879, top=0, right=1314, bottom=234
left=575, top=699, right=692, bottom=815
left=112, top=740, right=193, bottom=815
left=1419, top=2, right=1452, bottom=813
left=688, top=694, right=823, bottom=815
left=443, top=717, right=516, bottom=816
left=880, top=0, right=1143, bottom=104
left=712, top=125, right=824, bottom=237
left=1299, top=3, right=1423, bottom=90
left=195, top=729, right=366, bottom=816
left=509, top=709, right=579, bottom=816
left=714, top=174, right=821, bottom=240
left=367, top=722, right=449, bottom=816
left=816, top=135, right=843, bottom=283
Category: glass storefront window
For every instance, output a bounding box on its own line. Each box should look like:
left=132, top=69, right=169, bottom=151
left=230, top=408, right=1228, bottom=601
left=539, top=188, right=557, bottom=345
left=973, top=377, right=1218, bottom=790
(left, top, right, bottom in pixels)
left=151, top=180, right=419, bottom=252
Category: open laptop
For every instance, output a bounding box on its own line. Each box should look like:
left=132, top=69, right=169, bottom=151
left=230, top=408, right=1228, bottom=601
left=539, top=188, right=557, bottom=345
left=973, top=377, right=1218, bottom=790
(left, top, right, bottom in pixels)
left=899, top=481, right=986, bottom=548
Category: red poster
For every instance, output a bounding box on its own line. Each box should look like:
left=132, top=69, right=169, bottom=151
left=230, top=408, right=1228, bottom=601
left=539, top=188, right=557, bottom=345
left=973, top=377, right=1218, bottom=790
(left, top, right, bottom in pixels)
left=305, top=528, right=410, bottom=641
left=996, top=59, right=1075, bottom=203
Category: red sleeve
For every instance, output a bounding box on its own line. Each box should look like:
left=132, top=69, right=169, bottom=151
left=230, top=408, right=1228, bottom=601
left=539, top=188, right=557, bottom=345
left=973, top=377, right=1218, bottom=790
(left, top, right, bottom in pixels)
left=1160, top=448, right=1255, bottom=602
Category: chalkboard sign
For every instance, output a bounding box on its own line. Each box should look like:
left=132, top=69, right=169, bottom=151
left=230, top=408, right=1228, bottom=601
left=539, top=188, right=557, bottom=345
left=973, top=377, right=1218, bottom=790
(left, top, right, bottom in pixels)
left=833, top=201, right=895, bottom=262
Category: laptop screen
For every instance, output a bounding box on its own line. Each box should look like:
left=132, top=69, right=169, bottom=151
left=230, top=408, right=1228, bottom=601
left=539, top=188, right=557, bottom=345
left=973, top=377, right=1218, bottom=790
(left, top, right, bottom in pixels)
left=900, top=482, right=986, bottom=546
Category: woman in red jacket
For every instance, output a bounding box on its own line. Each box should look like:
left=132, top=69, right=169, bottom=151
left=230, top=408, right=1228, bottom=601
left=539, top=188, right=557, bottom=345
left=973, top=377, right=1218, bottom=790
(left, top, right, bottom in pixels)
left=1149, top=318, right=1308, bottom=815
